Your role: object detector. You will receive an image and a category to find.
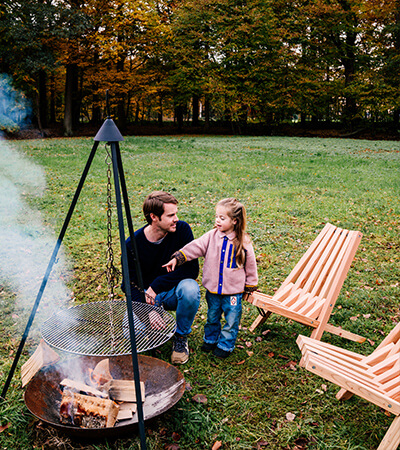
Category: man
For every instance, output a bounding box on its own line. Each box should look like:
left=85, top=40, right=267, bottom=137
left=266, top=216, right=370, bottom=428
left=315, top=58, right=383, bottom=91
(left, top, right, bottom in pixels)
left=123, top=191, right=200, bottom=364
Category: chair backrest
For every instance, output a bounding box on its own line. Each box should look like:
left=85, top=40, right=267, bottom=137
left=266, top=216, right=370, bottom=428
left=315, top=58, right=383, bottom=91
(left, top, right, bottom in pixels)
left=274, top=223, right=362, bottom=323
left=365, top=322, right=400, bottom=401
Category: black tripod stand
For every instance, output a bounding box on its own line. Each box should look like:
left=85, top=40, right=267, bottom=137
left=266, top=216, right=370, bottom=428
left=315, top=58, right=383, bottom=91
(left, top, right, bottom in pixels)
left=1, top=114, right=148, bottom=449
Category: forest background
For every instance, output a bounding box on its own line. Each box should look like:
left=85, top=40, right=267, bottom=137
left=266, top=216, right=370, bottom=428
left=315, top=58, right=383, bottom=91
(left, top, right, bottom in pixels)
left=0, top=0, right=400, bottom=139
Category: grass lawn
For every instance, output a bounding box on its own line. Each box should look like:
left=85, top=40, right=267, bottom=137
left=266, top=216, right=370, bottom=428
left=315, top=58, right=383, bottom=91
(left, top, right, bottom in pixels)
left=0, top=134, right=399, bottom=449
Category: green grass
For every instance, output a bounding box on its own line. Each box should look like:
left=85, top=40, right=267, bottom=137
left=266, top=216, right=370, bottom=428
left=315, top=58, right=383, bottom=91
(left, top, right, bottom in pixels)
left=1, top=135, right=399, bottom=449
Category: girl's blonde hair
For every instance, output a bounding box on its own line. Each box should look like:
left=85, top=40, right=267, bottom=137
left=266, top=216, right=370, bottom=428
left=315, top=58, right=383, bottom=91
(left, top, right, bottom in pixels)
left=217, top=197, right=248, bottom=268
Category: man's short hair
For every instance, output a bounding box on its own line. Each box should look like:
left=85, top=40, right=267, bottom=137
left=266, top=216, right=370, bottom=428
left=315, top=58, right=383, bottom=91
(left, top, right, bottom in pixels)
left=143, top=191, right=178, bottom=225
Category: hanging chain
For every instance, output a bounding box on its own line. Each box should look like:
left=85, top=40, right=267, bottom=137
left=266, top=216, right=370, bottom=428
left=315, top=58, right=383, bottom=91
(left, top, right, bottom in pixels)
left=105, top=143, right=120, bottom=300
left=105, top=143, right=119, bottom=352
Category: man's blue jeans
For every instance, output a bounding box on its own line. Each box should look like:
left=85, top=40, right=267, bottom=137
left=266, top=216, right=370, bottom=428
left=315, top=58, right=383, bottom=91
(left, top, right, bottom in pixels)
left=155, top=279, right=201, bottom=337
left=203, top=291, right=243, bottom=352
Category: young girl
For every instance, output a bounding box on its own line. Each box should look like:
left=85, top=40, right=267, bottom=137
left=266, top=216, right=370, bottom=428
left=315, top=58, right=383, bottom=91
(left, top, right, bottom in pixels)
left=163, top=198, right=258, bottom=359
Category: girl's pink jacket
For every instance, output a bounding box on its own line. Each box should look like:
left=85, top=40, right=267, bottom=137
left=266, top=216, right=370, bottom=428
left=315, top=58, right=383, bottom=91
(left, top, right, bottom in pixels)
left=177, top=228, right=258, bottom=295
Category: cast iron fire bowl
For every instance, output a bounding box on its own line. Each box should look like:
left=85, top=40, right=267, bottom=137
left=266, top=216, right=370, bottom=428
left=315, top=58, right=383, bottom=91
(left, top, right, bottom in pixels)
left=24, top=354, right=185, bottom=439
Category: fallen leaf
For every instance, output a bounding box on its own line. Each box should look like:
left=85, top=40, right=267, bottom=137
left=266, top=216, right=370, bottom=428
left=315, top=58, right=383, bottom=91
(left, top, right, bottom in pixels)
left=367, top=338, right=375, bottom=346
left=286, top=412, right=296, bottom=421
left=212, top=441, right=222, bottom=450
left=256, top=440, right=269, bottom=448
left=284, top=361, right=297, bottom=371
left=363, top=314, right=371, bottom=319
left=164, top=444, right=180, bottom=450
left=268, top=352, right=274, bottom=358
left=294, top=436, right=309, bottom=449
left=350, top=316, right=358, bottom=321
left=246, top=350, right=254, bottom=357
left=192, top=394, right=207, bottom=404
left=172, top=432, right=181, bottom=442
left=321, top=384, right=327, bottom=391
left=245, top=341, right=252, bottom=348
left=0, top=423, right=10, bottom=433
left=262, top=329, right=271, bottom=335
left=236, top=360, right=246, bottom=365
left=256, top=336, right=263, bottom=342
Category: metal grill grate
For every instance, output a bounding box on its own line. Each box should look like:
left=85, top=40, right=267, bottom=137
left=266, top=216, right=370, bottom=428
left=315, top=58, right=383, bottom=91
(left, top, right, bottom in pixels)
left=41, top=301, right=176, bottom=356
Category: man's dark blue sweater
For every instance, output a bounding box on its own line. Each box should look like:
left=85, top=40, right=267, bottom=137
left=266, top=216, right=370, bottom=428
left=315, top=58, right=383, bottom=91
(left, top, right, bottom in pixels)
left=124, top=221, right=199, bottom=302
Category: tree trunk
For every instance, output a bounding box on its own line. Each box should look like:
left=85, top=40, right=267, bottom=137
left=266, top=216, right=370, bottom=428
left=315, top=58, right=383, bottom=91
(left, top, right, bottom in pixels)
left=49, top=74, right=56, bottom=125
left=393, top=1, right=400, bottom=127
left=192, top=94, right=199, bottom=126
left=63, top=63, right=79, bottom=136
left=204, top=96, right=210, bottom=130
left=158, top=96, right=163, bottom=125
left=38, top=69, right=48, bottom=130
left=175, top=104, right=184, bottom=131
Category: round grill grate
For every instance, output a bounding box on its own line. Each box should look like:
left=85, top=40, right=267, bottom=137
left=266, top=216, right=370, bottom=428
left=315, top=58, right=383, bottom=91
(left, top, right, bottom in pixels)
left=41, top=301, right=176, bottom=356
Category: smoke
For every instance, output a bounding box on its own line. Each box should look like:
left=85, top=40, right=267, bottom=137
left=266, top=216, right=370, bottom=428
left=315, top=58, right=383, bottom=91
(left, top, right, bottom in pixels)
left=0, top=83, right=71, bottom=338
left=0, top=74, right=31, bottom=133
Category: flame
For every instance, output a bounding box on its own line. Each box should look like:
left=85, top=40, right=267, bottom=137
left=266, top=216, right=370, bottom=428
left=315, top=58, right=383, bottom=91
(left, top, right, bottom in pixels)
left=88, top=368, right=101, bottom=388
left=88, top=359, right=113, bottom=387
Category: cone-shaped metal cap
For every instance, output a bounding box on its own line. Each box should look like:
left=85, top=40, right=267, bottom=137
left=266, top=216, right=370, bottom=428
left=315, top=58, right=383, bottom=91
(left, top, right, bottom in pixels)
left=94, top=118, right=124, bottom=142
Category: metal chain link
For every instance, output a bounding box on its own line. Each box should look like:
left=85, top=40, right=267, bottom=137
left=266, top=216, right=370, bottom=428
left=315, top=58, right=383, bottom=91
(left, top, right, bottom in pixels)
left=105, top=143, right=119, bottom=352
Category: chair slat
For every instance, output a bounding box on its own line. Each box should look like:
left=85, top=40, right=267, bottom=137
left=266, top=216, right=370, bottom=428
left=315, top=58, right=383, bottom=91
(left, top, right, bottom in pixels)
left=297, top=325, right=400, bottom=450
left=247, top=223, right=364, bottom=344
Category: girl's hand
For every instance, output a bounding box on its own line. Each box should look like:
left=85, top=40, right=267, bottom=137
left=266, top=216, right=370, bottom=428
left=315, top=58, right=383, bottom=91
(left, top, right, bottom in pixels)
left=163, top=258, right=177, bottom=272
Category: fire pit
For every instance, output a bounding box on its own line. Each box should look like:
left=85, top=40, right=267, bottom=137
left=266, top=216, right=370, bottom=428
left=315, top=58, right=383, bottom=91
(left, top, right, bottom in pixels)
left=24, top=354, right=185, bottom=438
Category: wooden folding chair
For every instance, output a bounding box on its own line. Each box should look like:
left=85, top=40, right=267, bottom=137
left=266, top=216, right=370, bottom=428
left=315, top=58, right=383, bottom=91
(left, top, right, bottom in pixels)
left=248, top=223, right=365, bottom=343
left=297, top=322, right=400, bottom=450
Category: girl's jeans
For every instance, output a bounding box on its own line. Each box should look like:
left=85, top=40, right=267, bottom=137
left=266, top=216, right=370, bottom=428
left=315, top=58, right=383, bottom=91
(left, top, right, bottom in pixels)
left=204, top=291, right=243, bottom=352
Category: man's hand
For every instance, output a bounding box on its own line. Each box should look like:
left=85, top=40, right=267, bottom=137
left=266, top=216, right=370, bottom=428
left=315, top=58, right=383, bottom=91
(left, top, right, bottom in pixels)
left=149, top=310, right=166, bottom=330
left=145, top=286, right=157, bottom=305
left=162, top=258, right=177, bottom=272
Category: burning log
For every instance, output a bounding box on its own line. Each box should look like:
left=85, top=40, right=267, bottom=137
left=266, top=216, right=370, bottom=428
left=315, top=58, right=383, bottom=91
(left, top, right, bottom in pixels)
left=60, top=391, right=119, bottom=428
left=105, top=379, right=145, bottom=402
left=21, top=340, right=60, bottom=387
left=57, top=358, right=146, bottom=428
left=60, top=379, right=109, bottom=399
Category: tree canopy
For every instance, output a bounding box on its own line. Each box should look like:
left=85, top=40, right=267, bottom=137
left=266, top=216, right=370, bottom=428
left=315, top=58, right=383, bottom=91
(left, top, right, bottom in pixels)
left=0, top=0, right=399, bottom=134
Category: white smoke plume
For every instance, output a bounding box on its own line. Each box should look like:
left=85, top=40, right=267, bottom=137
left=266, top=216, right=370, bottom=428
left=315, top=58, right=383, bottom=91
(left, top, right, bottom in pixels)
left=0, top=77, right=71, bottom=338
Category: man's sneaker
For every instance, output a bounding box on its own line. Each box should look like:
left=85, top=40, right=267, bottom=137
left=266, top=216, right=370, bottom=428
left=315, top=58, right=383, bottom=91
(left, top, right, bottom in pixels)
left=212, top=347, right=231, bottom=359
left=201, top=342, right=217, bottom=353
left=171, top=334, right=189, bottom=364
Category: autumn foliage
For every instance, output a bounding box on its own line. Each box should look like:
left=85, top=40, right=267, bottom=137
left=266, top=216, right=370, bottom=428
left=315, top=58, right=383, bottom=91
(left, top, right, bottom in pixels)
left=0, top=0, right=399, bottom=134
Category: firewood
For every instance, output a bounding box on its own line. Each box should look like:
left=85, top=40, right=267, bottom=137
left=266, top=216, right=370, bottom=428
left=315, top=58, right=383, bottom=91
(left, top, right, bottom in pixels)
left=60, top=391, right=119, bottom=428
left=116, top=402, right=137, bottom=421
left=60, top=378, right=108, bottom=399
left=21, top=340, right=60, bottom=387
left=91, top=358, right=113, bottom=386
left=106, top=379, right=145, bottom=402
